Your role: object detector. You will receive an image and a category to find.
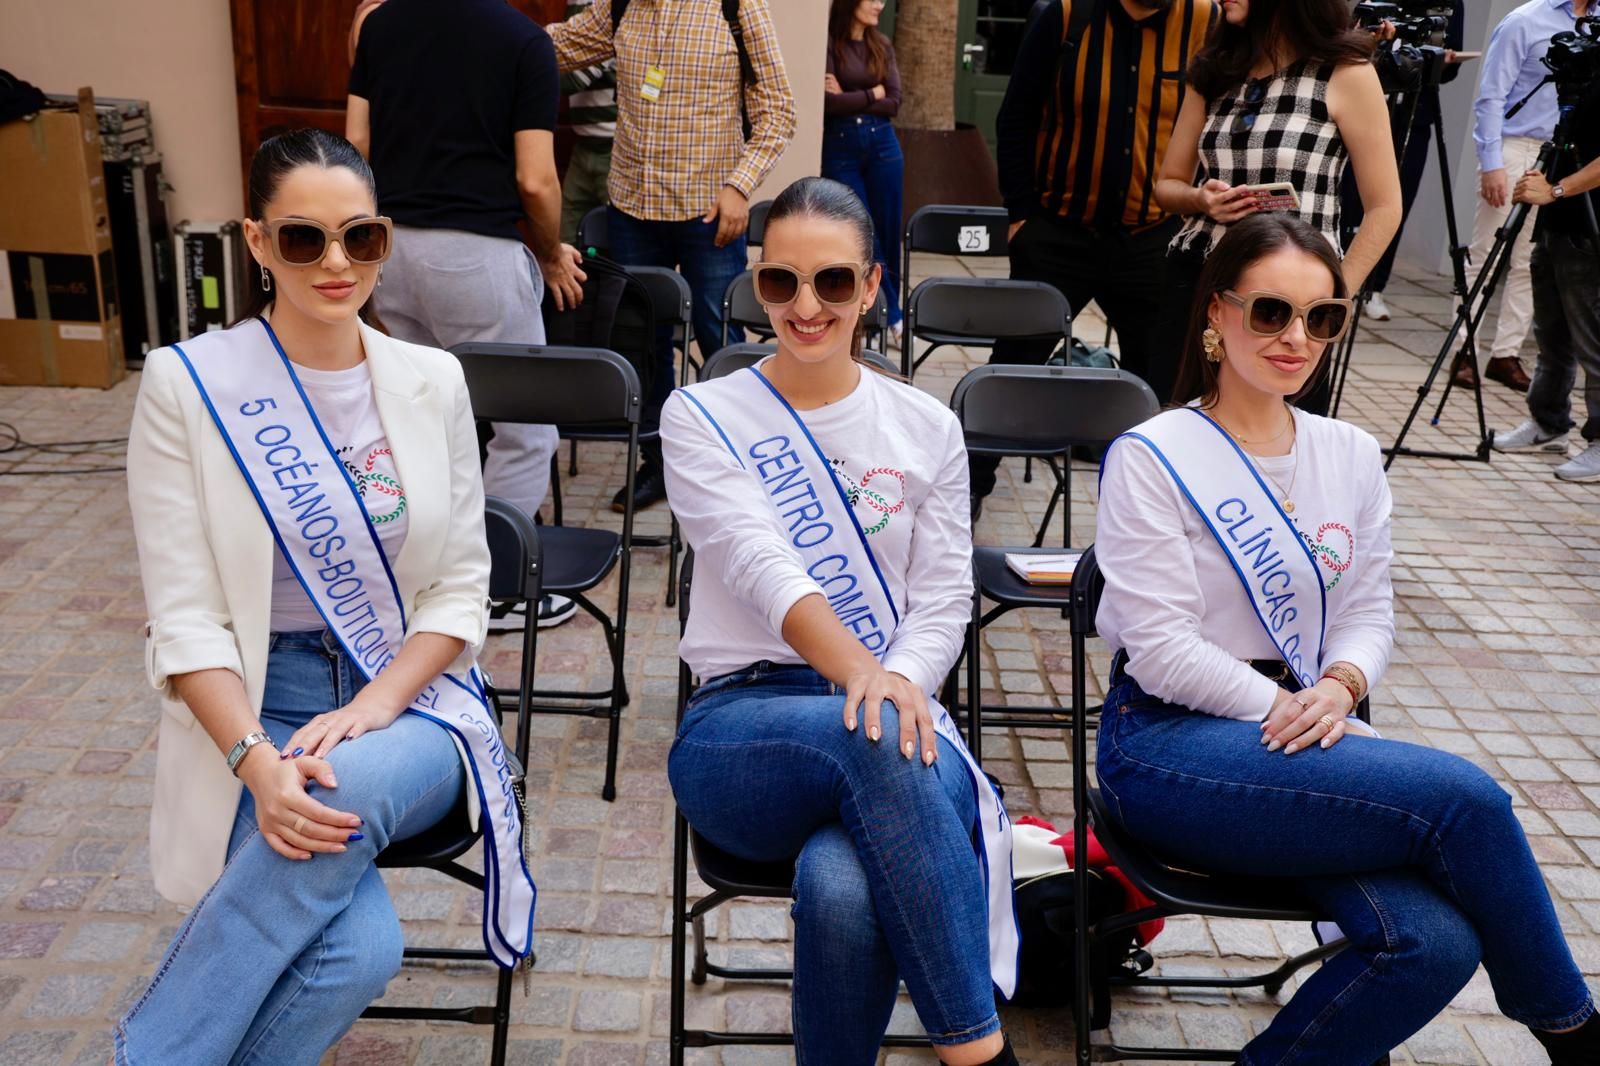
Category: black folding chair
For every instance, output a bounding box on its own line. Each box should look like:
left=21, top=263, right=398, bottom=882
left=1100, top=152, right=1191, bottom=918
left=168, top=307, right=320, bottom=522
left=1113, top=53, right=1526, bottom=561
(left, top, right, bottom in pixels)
left=720, top=271, right=891, bottom=351
left=667, top=553, right=933, bottom=1064
left=902, top=276, right=1069, bottom=384
left=698, top=342, right=900, bottom=383
left=576, top=205, right=608, bottom=257
left=361, top=496, right=540, bottom=1064
left=747, top=198, right=774, bottom=247
left=454, top=344, right=640, bottom=801
left=899, top=205, right=1011, bottom=374
left=955, top=367, right=1157, bottom=756
left=1067, top=546, right=1385, bottom=1065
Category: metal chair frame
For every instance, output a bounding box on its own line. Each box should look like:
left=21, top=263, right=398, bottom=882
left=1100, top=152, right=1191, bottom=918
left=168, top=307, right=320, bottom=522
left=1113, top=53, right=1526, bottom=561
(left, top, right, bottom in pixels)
left=454, top=344, right=640, bottom=801
left=359, top=497, right=542, bottom=1063
left=898, top=205, right=1012, bottom=379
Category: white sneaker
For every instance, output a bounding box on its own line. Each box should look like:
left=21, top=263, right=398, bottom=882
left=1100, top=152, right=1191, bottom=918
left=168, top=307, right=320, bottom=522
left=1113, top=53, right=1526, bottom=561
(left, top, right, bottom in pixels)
left=1493, top=419, right=1569, bottom=453
left=1365, top=292, right=1391, bottom=321
left=487, top=595, right=576, bottom=632
left=1555, top=443, right=1600, bottom=482
left=888, top=322, right=903, bottom=350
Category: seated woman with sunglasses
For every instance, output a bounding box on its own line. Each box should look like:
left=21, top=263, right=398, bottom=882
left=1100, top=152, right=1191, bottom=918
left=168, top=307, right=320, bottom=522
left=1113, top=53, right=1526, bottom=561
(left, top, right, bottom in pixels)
left=1146, top=0, right=1401, bottom=411
left=116, top=128, right=534, bottom=1064
left=660, top=176, right=1020, bottom=1066
left=1093, top=214, right=1599, bottom=1064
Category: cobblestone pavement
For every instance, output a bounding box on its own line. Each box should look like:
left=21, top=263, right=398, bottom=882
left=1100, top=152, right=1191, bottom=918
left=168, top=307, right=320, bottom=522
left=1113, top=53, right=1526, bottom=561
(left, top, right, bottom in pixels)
left=0, top=254, right=1597, bottom=1066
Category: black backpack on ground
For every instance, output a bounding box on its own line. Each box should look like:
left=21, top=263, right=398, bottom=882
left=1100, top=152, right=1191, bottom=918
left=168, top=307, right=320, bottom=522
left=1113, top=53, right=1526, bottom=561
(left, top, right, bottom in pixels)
left=1010, top=866, right=1148, bottom=1026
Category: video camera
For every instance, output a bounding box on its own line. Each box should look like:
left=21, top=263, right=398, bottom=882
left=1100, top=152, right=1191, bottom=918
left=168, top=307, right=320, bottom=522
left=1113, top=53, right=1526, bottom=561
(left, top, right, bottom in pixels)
left=1352, top=0, right=1452, bottom=48
left=1544, top=16, right=1600, bottom=107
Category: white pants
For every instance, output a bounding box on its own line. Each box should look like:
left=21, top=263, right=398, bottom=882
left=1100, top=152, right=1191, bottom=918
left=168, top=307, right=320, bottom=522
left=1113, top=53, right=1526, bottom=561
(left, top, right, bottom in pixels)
left=377, top=226, right=559, bottom=519
left=1465, top=136, right=1543, bottom=367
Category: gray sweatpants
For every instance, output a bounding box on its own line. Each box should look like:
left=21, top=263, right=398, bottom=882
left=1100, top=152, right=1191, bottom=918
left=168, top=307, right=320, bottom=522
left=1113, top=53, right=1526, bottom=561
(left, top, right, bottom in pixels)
left=377, top=225, right=558, bottom=517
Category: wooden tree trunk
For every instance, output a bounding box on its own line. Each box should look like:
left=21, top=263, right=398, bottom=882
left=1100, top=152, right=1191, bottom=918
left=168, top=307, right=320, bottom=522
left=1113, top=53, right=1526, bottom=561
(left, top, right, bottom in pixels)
left=894, top=0, right=958, bottom=130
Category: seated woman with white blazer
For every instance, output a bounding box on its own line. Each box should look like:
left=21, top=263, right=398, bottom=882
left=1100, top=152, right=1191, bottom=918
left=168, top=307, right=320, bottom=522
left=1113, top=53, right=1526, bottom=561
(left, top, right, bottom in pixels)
left=1094, top=213, right=1597, bottom=1064
left=116, top=128, right=534, bottom=1065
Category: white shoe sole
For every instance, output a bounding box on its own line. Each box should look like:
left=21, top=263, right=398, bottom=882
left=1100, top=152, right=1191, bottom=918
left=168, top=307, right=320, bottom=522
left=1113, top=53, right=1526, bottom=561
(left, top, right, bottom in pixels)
left=1555, top=467, right=1600, bottom=483
left=1493, top=435, right=1568, bottom=454
left=536, top=600, right=577, bottom=628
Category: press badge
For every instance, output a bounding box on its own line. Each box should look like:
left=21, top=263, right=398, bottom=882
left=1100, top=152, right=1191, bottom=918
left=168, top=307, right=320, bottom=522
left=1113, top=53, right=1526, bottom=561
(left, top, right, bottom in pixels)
left=641, top=66, right=667, bottom=102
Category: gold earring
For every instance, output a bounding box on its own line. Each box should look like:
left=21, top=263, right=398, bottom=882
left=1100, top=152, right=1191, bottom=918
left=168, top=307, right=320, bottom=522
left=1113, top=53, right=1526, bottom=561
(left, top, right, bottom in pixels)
left=859, top=305, right=868, bottom=316
left=1202, top=327, right=1224, bottom=363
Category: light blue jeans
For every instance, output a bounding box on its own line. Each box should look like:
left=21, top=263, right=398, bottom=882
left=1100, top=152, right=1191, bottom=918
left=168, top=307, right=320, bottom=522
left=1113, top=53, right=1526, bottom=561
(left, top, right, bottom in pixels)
left=669, top=662, right=996, bottom=1065
left=115, top=630, right=466, bottom=1065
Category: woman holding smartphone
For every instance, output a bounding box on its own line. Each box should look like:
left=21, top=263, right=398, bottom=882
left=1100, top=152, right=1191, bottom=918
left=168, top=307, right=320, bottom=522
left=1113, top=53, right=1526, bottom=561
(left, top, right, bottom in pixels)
left=1149, top=0, right=1402, bottom=412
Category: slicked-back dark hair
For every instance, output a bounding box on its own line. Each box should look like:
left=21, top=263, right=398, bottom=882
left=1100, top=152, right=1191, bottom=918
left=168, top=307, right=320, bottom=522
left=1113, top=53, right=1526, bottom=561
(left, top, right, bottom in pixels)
left=1189, top=0, right=1375, bottom=101
left=1171, top=212, right=1348, bottom=407
left=764, top=176, right=882, bottom=367
left=236, top=127, right=383, bottom=327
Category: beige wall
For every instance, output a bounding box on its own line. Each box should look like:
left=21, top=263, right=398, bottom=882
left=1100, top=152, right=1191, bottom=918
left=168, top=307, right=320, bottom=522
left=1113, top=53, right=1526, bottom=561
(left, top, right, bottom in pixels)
left=2, top=0, right=245, bottom=222
left=0, top=0, right=822, bottom=223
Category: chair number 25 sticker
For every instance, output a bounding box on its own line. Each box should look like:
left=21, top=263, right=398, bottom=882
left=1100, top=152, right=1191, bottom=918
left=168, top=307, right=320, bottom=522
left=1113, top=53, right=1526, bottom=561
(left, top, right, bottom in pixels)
left=958, top=225, right=991, bottom=253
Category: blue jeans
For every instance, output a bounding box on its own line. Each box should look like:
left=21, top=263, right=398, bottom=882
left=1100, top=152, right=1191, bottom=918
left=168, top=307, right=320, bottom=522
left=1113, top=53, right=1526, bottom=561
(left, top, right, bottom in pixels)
left=116, top=630, right=466, bottom=1066
left=821, top=115, right=905, bottom=328
left=606, top=206, right=749, bottom=459
left=1095, top=660, right=1593, bottom=1064
left=669, top=663, right=997, bottom=1063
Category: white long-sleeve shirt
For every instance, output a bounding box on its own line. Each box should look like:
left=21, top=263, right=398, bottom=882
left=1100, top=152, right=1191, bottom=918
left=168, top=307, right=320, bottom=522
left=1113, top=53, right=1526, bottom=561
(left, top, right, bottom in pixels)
left=661, top=364, right=972, bottom=695
left=1095, top=408, right=1395, bottom=720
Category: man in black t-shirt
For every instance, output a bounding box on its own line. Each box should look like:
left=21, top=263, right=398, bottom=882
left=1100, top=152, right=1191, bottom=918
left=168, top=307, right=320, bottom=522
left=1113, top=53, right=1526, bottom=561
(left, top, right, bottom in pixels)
left=348, top=0, right=587, bottom=630
left=1499, top=89, right=1600, bottom=483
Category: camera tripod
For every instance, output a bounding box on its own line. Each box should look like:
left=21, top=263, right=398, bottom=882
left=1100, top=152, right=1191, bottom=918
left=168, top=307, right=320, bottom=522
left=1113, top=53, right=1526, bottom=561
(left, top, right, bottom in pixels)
left=1326, top=45, right=1496, bottom=469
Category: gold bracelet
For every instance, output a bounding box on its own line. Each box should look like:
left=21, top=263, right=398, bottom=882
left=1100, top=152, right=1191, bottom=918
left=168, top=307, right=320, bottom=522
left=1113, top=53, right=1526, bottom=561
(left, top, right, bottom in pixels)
left=1320, top=663, right=1364, bottom=706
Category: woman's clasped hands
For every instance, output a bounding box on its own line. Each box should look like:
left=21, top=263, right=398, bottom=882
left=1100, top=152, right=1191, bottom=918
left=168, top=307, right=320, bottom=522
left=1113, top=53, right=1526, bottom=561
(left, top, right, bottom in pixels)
left=1261, top=678, right=1356, bottom=755
left=840, top=664, right=940, bottom=767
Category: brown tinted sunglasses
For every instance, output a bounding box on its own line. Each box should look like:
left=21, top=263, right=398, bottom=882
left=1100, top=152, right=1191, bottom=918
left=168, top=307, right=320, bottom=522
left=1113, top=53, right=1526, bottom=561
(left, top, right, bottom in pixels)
left=752, top=261, right=870, bottom=307
left=260, top=216, right=394, bottom=266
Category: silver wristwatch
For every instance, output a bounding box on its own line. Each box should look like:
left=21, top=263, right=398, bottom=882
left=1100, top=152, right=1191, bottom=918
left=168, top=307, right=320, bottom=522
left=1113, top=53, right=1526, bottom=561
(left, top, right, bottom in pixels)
left=226, top=731, right=273, bottom=775
left=1553, top=183, right=1567, bottom=200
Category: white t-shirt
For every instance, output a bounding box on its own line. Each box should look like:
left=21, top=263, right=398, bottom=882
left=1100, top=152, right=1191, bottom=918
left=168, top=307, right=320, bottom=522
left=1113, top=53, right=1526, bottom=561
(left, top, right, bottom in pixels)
left=1095, top=407, right=1395, bottom=720
left=269, top=361, right=410, bottom=632
left=661, top=363, right=972, bottom=695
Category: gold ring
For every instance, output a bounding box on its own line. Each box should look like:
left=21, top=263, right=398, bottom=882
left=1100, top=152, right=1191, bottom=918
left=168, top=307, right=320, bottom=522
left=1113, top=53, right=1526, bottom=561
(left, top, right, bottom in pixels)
left=293, top=815, right=306, bottom=835
left=1318, top=714, right=1335, bottom=731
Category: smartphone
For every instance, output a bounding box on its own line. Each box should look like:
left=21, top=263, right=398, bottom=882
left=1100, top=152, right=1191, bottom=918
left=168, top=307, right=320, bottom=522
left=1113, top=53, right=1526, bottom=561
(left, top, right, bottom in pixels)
left=1243, top=182, right=1301, bottom=212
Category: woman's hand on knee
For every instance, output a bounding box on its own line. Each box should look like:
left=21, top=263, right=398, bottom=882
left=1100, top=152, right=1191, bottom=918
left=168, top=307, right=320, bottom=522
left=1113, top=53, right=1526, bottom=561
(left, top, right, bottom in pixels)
left=283, top=689, right=406, bottom=760
left=842, top=666, right=939, bottom=766
left=1261, top=681, right=1354, bottom=755
left=238, top=752, right=364, bottom=860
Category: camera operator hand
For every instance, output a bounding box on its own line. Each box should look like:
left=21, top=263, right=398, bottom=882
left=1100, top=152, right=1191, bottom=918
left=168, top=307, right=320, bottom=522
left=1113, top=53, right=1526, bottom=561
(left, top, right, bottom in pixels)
left=1481, top=168, right=1510, bottom=208
left=1516, top=156, right=1600, bottom=206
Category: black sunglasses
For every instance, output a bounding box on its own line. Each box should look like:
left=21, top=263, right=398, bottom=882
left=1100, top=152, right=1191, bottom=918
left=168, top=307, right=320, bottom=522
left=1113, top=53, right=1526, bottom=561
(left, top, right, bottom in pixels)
left=1236, top=78, right=1269, bottom=132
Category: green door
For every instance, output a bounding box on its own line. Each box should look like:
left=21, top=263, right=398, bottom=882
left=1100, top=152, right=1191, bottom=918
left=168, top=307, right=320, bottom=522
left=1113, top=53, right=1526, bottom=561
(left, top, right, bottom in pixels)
left=955, top=0, right=1033, bottom=156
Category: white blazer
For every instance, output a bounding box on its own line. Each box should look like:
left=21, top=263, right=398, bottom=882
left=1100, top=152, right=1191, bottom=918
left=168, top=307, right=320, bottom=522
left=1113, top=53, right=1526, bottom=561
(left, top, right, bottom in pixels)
left=126, top=321, right=491, bottom=908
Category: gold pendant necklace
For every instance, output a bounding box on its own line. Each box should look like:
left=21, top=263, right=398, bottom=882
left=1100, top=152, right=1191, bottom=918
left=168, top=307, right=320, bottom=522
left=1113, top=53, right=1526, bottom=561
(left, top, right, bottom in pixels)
left=1220, top=407, right=1299, bottom=513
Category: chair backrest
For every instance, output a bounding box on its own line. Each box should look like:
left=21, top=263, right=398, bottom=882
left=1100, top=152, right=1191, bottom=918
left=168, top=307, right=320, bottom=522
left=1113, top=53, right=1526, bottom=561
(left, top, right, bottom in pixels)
left=747, top=199, right=773, bottom=246
left=453, top=343, right=641, bottom=428
left=700, top=342, right=775, bottom=381
left=910, top=278, right=1070, bottom=343
left=485, top=496, right=542, bottom=603
left=722, top=271, right=768, bottom=334
left=542, top=255, right=657, bottom=402
left=1070, top=544, right=1104, bottom=639
left=858, top=348, right=898, bottom=376
left=951, top=364, right=1158, bottom=450
left=904, top=204, right=1011, bottom=259
left=626, top=265, right=693, bottom=331
left=577, top=205, right=608, bottom=256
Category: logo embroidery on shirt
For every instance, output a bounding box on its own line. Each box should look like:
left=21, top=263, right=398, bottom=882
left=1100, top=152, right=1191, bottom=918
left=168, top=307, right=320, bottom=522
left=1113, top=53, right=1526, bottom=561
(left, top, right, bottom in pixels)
left=830, top=461, right=905, bottom=535
left=1303, top=522, right=1354, bottom=591
left=341, top=445, right=408, bottom=525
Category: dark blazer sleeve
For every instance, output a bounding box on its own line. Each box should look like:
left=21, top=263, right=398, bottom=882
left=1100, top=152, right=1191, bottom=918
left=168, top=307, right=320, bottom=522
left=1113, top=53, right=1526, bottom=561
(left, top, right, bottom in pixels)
left=996, top=1, right=1064, bottom=222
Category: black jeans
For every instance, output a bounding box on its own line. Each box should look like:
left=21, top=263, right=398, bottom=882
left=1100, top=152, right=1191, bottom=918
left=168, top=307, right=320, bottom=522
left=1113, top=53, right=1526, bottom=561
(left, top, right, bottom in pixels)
left=970, top=215, right=1178, bottom=498
left=1529, top=231, right=1600, bottom=442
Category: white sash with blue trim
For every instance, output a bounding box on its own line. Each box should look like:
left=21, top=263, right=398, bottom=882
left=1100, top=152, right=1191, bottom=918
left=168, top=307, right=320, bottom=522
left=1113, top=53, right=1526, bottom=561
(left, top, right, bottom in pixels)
left=173, top=318, right=535, bottom=970
left=1113, top=408, right=1327, bottom=689
left=681, top=366, right=1021, bottom=999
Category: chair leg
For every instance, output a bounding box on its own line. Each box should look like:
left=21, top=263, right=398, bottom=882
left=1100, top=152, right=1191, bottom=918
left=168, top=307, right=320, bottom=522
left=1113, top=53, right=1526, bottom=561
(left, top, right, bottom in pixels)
left=966, top=589, right=983, bottom=764
left=670, top=812, right=691, bottom=1066
left=490, top=965, right=513, bottom=1066
left=550, top=455, right=564, bottom=528
left=665, top=514, right=681, bottom=608
left=568, top=438, right=578, bottom=477
left=691, top=912, right=710, bottom=985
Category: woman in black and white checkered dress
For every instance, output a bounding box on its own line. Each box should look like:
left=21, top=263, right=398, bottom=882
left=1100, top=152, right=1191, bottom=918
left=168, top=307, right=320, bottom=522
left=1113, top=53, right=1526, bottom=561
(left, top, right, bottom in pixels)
left=1149, top=0, right=1402, bottom=411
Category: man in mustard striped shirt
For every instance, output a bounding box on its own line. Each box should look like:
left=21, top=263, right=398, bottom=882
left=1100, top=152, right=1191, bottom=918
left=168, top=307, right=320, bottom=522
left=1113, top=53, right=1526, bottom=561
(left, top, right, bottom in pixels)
left=975, top=0, right=1217, bottom=507
left=552, top=0, right=795, bottom=512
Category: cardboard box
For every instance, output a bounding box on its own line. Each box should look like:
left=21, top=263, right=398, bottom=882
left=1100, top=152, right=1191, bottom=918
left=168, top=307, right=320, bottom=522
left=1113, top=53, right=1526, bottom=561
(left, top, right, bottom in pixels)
left=0, top=87, right=125, bottom=389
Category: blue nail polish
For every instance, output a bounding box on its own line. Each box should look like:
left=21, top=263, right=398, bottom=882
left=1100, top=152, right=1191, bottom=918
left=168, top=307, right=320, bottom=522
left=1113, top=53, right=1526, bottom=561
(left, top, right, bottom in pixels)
left=348, top=832, right=365, bottom=842
left=292, top=747, right=304, bottom=757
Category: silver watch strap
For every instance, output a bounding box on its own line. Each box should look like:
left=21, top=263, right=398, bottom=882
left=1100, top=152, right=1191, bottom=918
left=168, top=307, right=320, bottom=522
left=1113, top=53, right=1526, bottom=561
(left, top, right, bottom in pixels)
left=226, top=731, right=273, bottom=775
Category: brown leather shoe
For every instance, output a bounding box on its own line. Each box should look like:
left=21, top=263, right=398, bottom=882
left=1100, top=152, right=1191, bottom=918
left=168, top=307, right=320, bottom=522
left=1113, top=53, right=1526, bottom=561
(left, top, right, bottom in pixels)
left=1484, top=356, right=1532, bottom=393
left=1451, top=353, right=1479, bottom=390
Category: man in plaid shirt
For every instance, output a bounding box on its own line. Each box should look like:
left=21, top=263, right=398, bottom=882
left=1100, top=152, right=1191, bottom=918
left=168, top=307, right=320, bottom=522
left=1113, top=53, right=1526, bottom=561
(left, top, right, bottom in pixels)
left=552, top=0, right=795, bottom=512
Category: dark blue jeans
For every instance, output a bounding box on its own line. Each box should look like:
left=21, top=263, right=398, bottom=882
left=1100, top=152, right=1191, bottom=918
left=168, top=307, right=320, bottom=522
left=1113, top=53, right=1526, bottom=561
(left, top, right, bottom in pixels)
left=821, top=114, right=905, bottom=327
left=669, top=663, right=996, bottom=1063
left=606, top=206, right=748, bottom=461
left=1096, top=662, right=1593, bottom=1064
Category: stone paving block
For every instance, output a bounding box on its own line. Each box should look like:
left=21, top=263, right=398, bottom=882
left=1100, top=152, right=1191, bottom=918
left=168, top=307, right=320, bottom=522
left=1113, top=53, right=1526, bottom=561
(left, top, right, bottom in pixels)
left=0, top=1029, right=76, bottom=1066
left=23, top=972, right=117, bottom=1018
left=574, top=988, right=644, bottom=1032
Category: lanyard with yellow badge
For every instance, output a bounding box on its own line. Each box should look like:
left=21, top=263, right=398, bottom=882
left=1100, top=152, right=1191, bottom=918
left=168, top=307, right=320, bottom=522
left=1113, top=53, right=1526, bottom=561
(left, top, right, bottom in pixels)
left=641, top=0, right=672, bottom=102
